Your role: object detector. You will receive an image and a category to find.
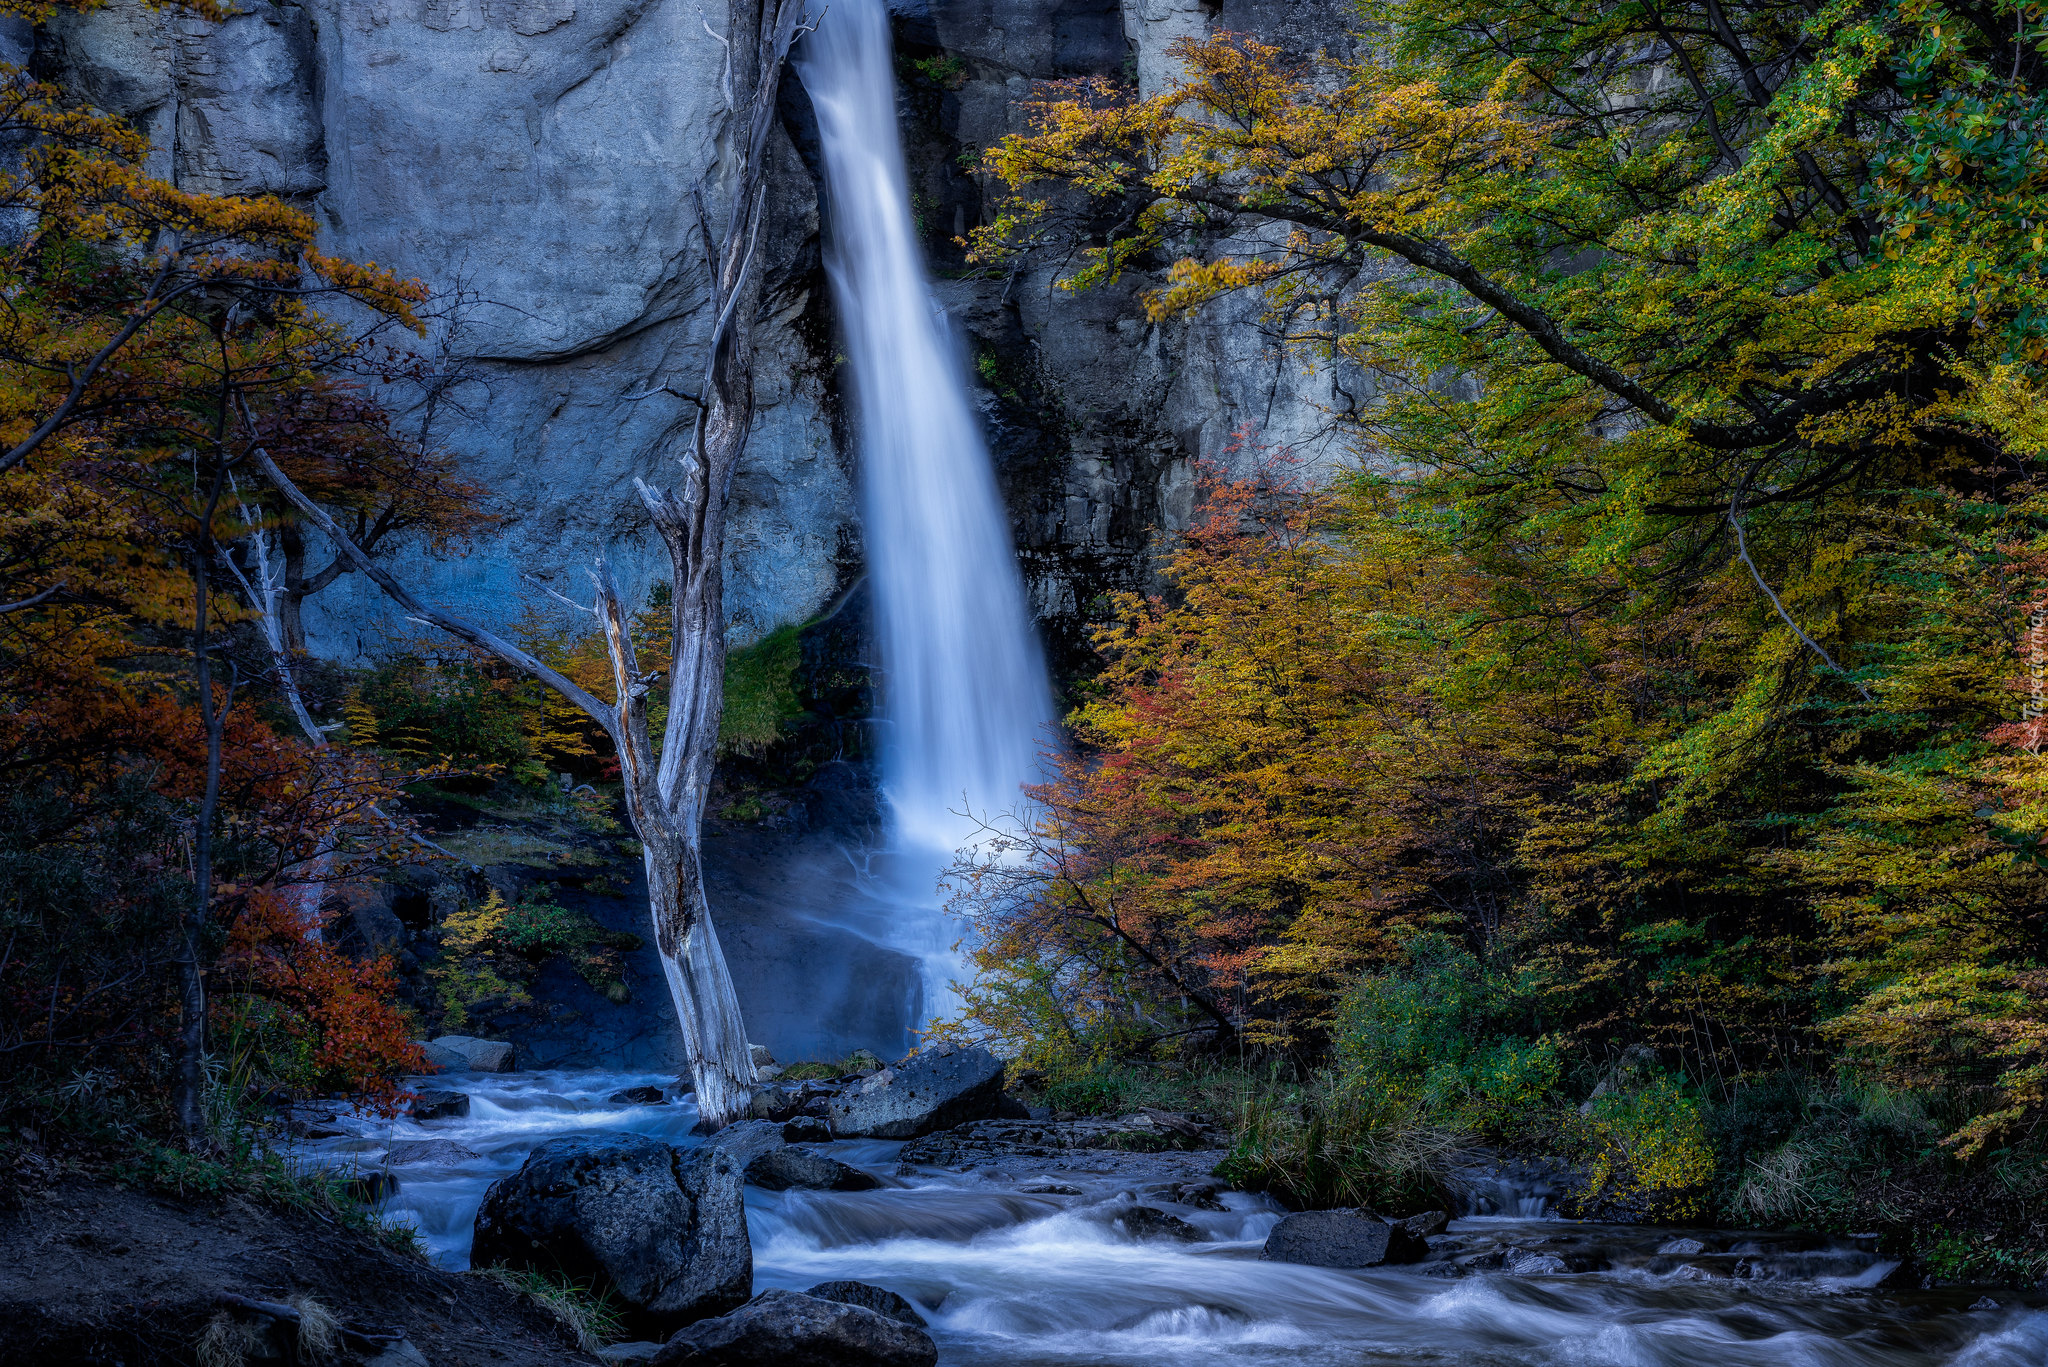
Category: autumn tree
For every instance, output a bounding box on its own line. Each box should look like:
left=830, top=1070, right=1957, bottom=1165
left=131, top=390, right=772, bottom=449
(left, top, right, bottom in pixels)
left=957, top=2, right=2048, bottom=1158
left=0, top=0, right=451, bottom=1138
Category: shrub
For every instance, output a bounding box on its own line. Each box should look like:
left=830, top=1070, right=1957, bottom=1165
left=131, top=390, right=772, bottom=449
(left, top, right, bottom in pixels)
left=719, top=624, right=804, bottom=756
left=430, top=890, right=641, bottom=1025
left=1560, top=1074, right=1717, bottom=1223
left=1337, top=934, right=1559, bottom=1136
left=1215, top=1075, right=1465, bottom=1214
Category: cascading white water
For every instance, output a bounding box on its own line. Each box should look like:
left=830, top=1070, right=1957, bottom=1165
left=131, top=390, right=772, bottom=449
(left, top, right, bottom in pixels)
left=302, top=1071, right=2048, bottom=1365
left=798, top=0, right=1052, bottom=1020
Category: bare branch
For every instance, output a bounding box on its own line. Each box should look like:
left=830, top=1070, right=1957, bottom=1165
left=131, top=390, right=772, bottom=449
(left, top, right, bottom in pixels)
left=1729, top=495, right=1873, bottom=701
left=251, top=447, right=621, bottom=738
left=0, top=581, right=60, bottom=613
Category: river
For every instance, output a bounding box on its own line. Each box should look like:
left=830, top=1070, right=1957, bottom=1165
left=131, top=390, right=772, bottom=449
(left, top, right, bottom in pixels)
left=296, top=1069, right=2048, bottom=1367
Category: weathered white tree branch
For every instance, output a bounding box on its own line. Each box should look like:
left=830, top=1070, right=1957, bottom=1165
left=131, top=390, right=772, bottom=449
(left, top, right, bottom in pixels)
left=251, top=0, right=811, bottom=1127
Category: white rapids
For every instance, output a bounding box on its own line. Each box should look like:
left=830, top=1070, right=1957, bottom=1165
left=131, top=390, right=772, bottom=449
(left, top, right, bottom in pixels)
left=797, top=0, right=1054, bottom=1022
left=295, top=1069, right=2048, bottom=1367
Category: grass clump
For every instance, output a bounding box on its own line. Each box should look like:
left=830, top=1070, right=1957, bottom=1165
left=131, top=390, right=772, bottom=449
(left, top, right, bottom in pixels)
left=469, top=1266, right=625, bottom=1352
left=778, top=1061, right=843, bottom=1081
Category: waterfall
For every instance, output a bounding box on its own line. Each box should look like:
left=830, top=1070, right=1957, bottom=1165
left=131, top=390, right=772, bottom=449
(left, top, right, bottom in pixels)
left=798, top=0, right=1053, bottom=1023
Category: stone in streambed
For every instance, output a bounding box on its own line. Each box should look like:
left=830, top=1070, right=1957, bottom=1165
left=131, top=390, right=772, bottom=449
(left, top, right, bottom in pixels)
left=782, top=1115, right=831, bottom=1143
left=610, top=1085, right=668, bottom=1105
left=745, top=1147, right=880, bottom=1192
left=826, top=1043, right=1005, bottom=1140
left=429, top=1034, right=517, bottom=1072
left=652, top=1289, right=936, bottom=1367
left=471, top=1132, right=751, bottom=1337
left=804, top=1281, right=927, bottom=1328
left=1259, top=1209, right=1429, bottom=1268
left=410, top=1088, right=470, bottom=1120
left=417, top=1039, right=471, bottom=1073
left=1116, top=1205, right=1203, bottom=1242
left=1398, top=1210, right=1450, bottom=1238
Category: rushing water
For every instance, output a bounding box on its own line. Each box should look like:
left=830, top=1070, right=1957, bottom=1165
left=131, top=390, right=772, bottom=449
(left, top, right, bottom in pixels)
left=797, top=0, right=1054, bottom=1017
left=298, top=1069, right=2048, bottom=1366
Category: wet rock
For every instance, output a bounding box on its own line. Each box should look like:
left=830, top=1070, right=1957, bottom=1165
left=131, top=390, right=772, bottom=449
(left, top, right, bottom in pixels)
left=757, top=1065, right=786, bottom=1082
left=782, top=1116, right=832, bottom=1143
left=652, top=1288, right=936, bottom=1367
left=610, top=1086, right=668, bottom=1105
left=1657, top=1237, right=1707, bottom=1256
left=1670, top=1262, right=1720, bottom=1281
left=1260, top=1209, right=1428, bottom=1268
left=386, top=1139, right=481, bottom=1165
left=1020, top=1182, right=1082, bottom=1197
left=750, top=1044, right=777, bottom=1068
left=843, top=1049, right=884, bottom=1073
left=995, top=1093, right=1032, bottom=1120
left=1170, top=1179, right=1228, bottom=1211
left=804, top=1281, right=928, bottom=1329
left=410, top=1089, right=470, bottom=1121
left=745, top=1147, right=881, bottom=1193
left=471, top=1132, right=750, bottom=1337
left=418, top=1039, right=471, bottom=1073
left=1396, top=1210, right=1449, bottom=1239
left=429, top=1035, right=517, bottom=1073
left=826, top=1044, right=1007, bottom=1140
left=1971, top=1296, right=2002, bottom=1311
left=1506, top=1249, right=1570, bottom=1275
left=1116, top=1205, right=1203, bottom=1242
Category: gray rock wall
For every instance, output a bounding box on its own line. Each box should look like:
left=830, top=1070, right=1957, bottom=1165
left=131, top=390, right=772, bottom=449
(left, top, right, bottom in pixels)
left=39, top=0, right=1359, bottom=668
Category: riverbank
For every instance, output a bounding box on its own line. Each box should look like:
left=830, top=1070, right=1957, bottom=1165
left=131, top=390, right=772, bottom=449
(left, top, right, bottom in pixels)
left=1006, top=1058, right=2048, bottom=1293
left=0, top=1170, right=596, bottom=1367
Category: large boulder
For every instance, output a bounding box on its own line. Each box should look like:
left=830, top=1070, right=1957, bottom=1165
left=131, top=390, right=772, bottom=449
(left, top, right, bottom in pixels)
left=826, top=1044, right=1006, bottom=1140
left=430, top=1035, right=517, bottom=1073
left=651, top=1289, right=936, bottom=1367
left=745, top=1147, right=881, bottom=1193
left=471, top=1133, right=751, bottom=1336
left=417, top=1039, right=471, bottom=1073
left=1259, top=1209, right=1429, bottom=1268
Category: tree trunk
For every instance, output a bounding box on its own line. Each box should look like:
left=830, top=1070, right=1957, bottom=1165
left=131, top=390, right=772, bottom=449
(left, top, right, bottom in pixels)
left=251, top=0, right=807, bottom=1128
left=178, top=526, right=229, bottom=1141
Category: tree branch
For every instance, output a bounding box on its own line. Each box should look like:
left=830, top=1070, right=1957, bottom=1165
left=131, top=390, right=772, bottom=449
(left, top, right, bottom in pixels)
left=251, top=447, right=620, bottom=739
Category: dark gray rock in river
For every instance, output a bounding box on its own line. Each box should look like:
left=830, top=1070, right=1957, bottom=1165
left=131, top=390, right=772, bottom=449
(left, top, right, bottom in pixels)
left=409, top=1089, right=469, bottom=1121
left=1115, top=1205, right=1203, bottom=1242
left=471, top=1132, right=750, bottom=1336
left=1259, top=1209, right=1429, bottom=1268
left=429, top=1035, right=516, bottom=1073
left=803, top=1281, right=927, bottom=1329
left=610, top=1085, right=668, bottom=1105
left=651, top=1288, right=937, bottom=1367
left=826, top=1043, right=1006, bottom=1139
left=745, top=1147, right=881, bottom=1192
left=782, top=1115, right=831, bottom=1143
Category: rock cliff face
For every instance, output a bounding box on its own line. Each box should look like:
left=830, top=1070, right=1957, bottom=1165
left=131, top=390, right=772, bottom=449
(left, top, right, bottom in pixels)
left=38, top=0, right=1358, bottom=671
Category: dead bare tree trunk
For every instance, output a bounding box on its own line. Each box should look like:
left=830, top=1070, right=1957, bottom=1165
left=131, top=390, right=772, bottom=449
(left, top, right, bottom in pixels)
left=253, top=0, right=809, bottom=1127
